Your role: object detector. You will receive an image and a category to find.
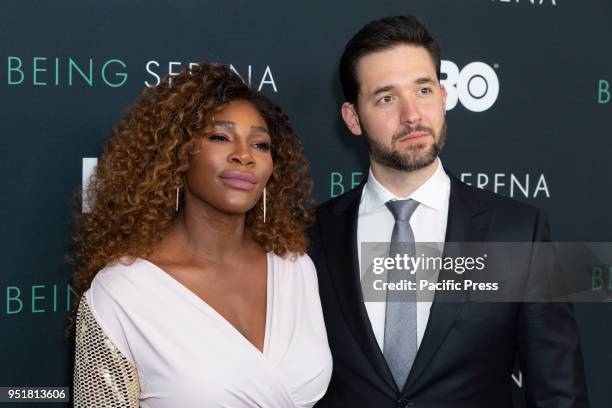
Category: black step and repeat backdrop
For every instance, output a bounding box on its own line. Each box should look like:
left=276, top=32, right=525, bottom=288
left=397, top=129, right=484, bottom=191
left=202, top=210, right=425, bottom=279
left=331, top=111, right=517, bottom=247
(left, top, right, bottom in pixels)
left=1, top=0, right=611, bottom=406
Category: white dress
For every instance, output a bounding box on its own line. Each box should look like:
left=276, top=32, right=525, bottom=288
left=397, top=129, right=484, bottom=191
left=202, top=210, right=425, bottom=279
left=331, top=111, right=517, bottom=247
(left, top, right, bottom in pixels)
left=73, top=252, right=333, bottom=408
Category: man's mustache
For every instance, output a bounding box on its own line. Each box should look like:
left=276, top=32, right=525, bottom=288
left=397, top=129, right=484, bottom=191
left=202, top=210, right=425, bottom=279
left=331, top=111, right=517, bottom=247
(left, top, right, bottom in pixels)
left=392, top=125, right=434, bottom=142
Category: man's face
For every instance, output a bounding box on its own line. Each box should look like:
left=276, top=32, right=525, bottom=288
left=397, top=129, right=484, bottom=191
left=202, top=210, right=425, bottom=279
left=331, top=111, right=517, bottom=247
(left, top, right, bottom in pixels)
left=342, top=44, right=447, bottom=172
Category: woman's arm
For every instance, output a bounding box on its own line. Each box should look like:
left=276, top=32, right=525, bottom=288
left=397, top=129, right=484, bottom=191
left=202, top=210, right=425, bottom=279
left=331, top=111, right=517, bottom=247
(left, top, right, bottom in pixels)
left=73, top=297, right=140, bottom=408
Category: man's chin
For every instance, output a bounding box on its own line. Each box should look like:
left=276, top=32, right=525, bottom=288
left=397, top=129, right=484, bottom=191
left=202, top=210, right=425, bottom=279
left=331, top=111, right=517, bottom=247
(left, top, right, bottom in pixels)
left=401, top=156, right=438, bottom=171
left=372, top=150, right=438, bottom=172
left=395, top=146, right=438, bottom=169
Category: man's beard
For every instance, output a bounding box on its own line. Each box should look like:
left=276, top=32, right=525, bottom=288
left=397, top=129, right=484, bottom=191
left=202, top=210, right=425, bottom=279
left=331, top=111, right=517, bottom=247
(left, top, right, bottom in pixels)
left=363, top=121, right=447, bottom=172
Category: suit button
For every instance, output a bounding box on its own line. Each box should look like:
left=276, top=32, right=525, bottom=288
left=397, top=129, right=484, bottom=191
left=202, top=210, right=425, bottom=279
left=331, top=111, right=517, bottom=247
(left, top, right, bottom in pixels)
left=396, top=399, right=415, bottom=408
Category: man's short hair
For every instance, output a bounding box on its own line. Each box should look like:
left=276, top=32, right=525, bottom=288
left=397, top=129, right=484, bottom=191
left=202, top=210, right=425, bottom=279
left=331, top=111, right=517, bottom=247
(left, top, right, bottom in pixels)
left=339, top=15, right=442, bottom=105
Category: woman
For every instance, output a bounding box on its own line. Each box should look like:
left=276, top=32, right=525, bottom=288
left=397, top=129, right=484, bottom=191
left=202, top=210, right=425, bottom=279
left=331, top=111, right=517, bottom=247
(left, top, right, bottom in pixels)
left=72, top=62, right=332, bottom=407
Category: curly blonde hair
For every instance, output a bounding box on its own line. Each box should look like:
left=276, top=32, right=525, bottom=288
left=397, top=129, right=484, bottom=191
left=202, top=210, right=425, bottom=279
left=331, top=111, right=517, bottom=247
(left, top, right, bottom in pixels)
left=71, top=62, right=314, bottom=301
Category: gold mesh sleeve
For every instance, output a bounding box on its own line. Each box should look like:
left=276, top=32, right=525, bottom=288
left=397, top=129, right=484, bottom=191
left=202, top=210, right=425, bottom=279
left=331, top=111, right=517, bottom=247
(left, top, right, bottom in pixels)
left=73, top=297, right=140, bottom=408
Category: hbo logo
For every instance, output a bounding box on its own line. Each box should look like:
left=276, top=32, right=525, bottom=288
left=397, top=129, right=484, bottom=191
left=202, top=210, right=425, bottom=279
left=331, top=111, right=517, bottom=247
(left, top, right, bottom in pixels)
left=441, top=61, right=499, bottom=112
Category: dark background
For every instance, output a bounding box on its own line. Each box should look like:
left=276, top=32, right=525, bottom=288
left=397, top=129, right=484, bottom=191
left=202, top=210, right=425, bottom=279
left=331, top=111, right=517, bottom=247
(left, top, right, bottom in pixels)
left=1, top=1, right=610, bottom=406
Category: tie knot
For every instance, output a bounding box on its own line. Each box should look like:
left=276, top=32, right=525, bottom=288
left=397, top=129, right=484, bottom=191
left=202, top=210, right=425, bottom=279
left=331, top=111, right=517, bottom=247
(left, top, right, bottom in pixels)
left=385, top=199, right=419, bottom=221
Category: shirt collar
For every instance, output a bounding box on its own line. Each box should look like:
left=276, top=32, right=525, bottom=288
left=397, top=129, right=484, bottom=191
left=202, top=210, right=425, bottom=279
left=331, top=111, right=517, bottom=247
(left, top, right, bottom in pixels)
left=361, top=158, right=449, bottom=214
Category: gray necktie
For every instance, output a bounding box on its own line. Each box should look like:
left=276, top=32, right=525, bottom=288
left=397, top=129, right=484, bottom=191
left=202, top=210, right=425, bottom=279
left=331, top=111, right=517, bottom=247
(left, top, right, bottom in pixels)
left=383, top=199, right=420, bottom=389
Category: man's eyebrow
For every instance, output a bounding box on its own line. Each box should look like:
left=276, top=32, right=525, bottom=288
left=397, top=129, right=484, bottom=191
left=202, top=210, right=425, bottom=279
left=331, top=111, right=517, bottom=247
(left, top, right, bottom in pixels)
left=369, top=78, right=435, bottom=98
left=370, top=85, right=395, bottom=98
left=415, top=77, right=435, bottom=85
left=212, top=120, right=269, bottom=134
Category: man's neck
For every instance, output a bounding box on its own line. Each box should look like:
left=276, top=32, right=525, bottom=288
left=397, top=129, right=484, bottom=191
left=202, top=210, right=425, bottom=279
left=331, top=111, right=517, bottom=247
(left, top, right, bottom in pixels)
left=370, top=158, right=439, bottom=198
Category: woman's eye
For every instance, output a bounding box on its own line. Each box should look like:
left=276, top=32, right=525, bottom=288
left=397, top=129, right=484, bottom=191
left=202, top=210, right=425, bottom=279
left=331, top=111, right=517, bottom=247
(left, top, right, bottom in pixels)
left=208, top=134, right=229, bottom=142
left=253, top=142, right=271, bottom=151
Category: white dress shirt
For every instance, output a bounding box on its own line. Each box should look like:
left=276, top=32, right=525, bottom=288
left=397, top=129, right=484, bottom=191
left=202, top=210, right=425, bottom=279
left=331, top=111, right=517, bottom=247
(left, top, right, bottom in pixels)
left=357, top=158, right=450, bottom=351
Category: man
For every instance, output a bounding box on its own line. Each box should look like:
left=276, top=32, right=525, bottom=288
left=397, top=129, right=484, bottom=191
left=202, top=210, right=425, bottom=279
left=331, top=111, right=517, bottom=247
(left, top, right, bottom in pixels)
left=309, top=15, right=588, bottom=407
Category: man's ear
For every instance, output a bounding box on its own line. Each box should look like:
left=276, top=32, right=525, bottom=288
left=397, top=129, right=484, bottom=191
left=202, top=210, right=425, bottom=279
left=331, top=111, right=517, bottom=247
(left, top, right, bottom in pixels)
left=341, top=102, right=362, bottom=136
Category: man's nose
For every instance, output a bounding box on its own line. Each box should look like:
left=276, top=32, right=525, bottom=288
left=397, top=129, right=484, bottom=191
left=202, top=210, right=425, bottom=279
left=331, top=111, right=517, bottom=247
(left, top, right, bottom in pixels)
left=399, top=98, right=421, bottom=125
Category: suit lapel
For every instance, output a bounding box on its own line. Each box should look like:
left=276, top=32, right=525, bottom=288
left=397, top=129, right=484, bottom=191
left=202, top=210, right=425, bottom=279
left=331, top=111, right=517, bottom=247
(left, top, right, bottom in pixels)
left=402, top=173, right=493, bottom=393
left=319, top=184, right=398, bottom=395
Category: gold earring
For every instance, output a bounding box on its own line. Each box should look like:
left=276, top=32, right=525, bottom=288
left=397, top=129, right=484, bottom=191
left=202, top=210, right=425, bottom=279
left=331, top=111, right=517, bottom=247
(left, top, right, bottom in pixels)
left=175, top=186, right=180, bottom=212
left=263, top=187, right=267, bottom=223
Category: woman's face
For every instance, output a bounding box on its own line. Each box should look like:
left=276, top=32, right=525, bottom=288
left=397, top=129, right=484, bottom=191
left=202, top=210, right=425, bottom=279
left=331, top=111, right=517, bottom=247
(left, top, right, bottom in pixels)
left=184, top=99, right=273, bottom=216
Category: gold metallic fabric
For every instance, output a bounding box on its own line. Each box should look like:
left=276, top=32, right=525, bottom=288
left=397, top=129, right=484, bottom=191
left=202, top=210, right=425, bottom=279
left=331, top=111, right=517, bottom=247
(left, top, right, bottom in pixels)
left=73, top=297, right=140, bottom=407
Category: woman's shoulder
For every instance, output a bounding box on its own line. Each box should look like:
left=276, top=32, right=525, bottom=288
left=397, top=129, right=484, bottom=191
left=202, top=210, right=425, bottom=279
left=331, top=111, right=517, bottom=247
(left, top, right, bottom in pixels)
left=87, top=257, right=155, bottom=304
left=270, top=252, right=319, bottom=288
left=92, top=256, right=154, bottom=283
left=270, top=251, right=315, bottom=271
left=79, top=258, right=148, bottom=366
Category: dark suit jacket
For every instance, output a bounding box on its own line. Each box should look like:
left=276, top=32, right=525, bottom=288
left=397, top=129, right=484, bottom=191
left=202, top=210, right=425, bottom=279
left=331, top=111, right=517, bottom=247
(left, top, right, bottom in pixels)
left=309, top=173, right=588, bottom=408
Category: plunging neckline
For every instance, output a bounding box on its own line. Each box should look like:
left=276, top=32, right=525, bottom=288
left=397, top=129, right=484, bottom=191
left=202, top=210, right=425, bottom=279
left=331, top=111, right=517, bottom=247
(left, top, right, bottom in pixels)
left=138, top=252, right=273, bottom=356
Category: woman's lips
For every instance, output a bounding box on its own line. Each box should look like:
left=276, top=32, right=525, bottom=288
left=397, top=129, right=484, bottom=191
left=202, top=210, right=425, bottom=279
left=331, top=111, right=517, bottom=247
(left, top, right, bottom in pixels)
left=219, top=171, right=257, bottom=190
